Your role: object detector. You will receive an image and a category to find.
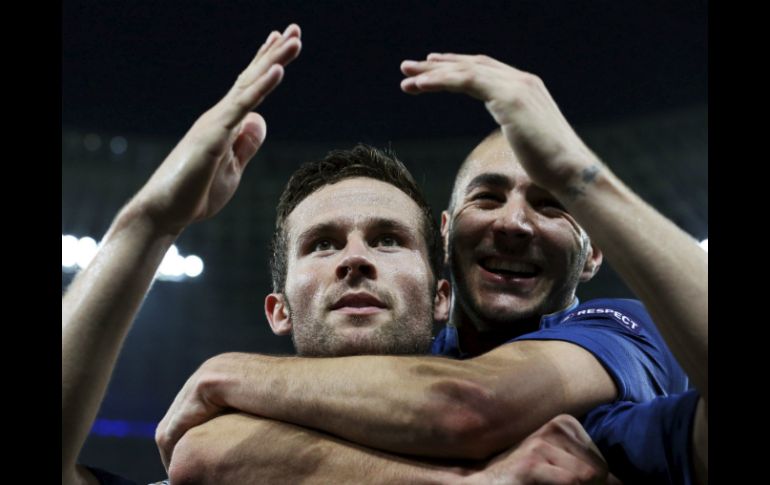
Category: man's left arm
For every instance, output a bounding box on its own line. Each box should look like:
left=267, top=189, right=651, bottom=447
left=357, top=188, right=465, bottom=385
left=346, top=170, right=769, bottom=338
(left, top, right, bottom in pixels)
left=157, top=339, right=616, bottom=465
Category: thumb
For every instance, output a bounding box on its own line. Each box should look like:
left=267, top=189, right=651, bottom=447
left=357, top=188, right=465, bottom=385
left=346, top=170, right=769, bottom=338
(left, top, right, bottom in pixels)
left=233, top=112, right=267, bottom=169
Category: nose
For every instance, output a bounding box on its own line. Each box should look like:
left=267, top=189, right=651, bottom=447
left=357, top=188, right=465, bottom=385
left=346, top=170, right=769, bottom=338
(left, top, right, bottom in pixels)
left=335, top=237, right=377, bottom=281
left=493, top=196, right=535, bottom=241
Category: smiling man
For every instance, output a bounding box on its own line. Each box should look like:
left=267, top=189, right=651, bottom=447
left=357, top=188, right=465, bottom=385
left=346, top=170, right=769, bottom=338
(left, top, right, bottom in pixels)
left=162, top=144, right=616, bottom=484
left=157, top=51, right=702, bottom=484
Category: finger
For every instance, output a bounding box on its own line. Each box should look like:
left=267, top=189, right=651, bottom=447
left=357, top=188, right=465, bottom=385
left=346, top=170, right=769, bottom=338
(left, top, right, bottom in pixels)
left=265, top=36, right=302, bottom=70
left=253, top=24, right=300, bottom=65
left=281, top=22, right=301, bottom=40
left=156, top=424, right=172, bottom=471
left=155, top=385, right=195, bottom=471
left=536, top=442, right=603, bottom=482
left=400, top=59, right=447, bottom=76
left=526, top=462, right=588, bottom=484
left=240, top=26, right=302, bottom=88
left=256, top=30, right=281, bottom=57
left=221, top=64, right=284, bottom=129
left=426, top=52, right=468, bottom=62
left=232, top=113, right=267, bottom=168
left=159, top=415, right=188, bottom=470
left=426, top=52, right=497, bottom=66
left=241, top=36, right=301, bottom=88
left=400, top=76, right=422, bottom=94
left=258, top=25, right=302, bottom=69
left=411, top=68, right=489, bottom=99
left=542, top=415, right=608, bottom=472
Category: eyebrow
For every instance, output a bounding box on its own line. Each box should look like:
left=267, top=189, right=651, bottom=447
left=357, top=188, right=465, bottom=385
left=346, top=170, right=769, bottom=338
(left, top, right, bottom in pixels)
left=295, top=217, right=419, bottom=245
left=464, top=173, right=511, bottom=194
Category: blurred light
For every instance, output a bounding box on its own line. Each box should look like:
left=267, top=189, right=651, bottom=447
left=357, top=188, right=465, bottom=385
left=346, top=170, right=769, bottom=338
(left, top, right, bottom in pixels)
left=75, top=237, right=98, bottom=269
left=62, top=235, right=203, bottom=282
left=62, top=235, right=79, bottom=269
left=184, top=255, right=204, bottom=278
left=83, top=133, right=101, bottom=151
left=158, top=244, right=185, bottom=278
left=110, top=136, right=128, bottom=155
left=699, top=238, right=708, bottom=252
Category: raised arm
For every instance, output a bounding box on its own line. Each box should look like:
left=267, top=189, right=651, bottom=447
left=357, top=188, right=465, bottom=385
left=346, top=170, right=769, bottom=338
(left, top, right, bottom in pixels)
left=157, top=338, right=615, bottom=466
left=401, top=52, right=707, bottom=403
left=61, top=25, right=302, bottom=485
left=402, top=52, right=707, bottom=482
left=168, top=412, right=612, bottom=485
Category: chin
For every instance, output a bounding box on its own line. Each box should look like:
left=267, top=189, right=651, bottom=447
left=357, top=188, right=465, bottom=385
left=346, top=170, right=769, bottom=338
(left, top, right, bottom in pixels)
left=473, top=296, right=543, bottom=325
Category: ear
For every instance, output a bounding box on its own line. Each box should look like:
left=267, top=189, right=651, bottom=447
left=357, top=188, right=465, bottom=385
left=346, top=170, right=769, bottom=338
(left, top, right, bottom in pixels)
left=440, top=210, right=451, bottom=265
left=433, top=278, right=451, bottom=323
left=265, top=293, right=292, bottom=335
left=579, top=240, right=603, bottom=282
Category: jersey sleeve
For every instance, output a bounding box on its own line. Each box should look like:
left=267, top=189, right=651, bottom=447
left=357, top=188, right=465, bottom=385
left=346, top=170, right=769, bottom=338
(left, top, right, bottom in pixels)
left=512, top=299, right=687, bottom=401
left=580, top=390, right=700, bottom=485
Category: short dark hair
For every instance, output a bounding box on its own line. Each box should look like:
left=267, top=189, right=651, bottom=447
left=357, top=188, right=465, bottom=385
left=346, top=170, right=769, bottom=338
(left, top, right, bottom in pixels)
left=270, top=144, right=442, bottom=293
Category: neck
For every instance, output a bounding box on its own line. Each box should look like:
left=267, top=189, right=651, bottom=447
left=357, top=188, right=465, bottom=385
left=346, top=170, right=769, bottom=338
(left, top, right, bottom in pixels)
left=448, top=304, right=542, bottom=357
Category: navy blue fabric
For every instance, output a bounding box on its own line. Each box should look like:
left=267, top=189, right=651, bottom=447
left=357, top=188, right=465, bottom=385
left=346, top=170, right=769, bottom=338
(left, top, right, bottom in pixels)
left=431, top=297, right=694, bottom=483
left=432, top=298, right=688, bottom=399
left=581, top=390, right=701, bottom=485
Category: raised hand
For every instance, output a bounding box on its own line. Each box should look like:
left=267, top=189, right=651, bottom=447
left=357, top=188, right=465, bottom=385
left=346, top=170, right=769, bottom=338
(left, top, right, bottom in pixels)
left=401, top=53, right=598, bottom=194
left=129, top=24, right=302, bottom=235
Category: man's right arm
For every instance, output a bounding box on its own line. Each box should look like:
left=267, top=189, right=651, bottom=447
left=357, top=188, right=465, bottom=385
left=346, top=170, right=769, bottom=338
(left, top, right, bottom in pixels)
left=402, top=52, right=707, bottom=481
left=157, top=338, right=617, bottom=465
left=169, top=413, right=612, bottom=485
left=62, top=25, right=302, bottom=484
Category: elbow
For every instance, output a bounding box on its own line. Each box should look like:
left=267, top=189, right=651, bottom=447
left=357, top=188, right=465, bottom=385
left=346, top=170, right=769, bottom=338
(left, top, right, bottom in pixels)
left=426, top=377, right=507, bottom=460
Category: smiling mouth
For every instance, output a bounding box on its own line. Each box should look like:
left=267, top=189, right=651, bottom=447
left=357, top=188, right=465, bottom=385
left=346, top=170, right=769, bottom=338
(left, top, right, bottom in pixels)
left=479, top=257, right=541, bottom=278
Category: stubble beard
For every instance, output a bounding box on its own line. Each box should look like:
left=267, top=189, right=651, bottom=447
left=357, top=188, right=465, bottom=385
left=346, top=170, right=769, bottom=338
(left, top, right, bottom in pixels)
left=287, top=293, right=435, bottom=357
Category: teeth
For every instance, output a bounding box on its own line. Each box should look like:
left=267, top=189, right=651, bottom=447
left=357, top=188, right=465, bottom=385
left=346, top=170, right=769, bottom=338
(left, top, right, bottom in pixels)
left=484, top=258, right=538, bottom=273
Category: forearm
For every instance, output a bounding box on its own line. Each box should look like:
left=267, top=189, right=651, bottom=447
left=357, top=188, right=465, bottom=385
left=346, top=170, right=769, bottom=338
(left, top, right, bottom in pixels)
left=193, top=351, right=504, bottom=459
left=169, top=413, right=472, bottom=485
left=556, top=162, right=708, bottom=400
left=62, top=205, right=177, bottom=470
left=198, top=341, right=613, bottom=460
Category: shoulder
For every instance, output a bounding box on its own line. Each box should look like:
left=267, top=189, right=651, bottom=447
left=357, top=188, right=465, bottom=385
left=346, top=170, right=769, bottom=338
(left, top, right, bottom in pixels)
left=556, top=298, right=651, bottom=334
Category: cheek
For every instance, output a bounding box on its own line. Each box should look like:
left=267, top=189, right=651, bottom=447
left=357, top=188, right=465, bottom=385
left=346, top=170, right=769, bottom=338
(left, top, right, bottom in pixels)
left=381, top=251, right=433, bottom=296
left=540, top=219, right=583, bottom=251
left=286, top=264, right=325, bottom=304
left=450, top=215, right=488, bottom=253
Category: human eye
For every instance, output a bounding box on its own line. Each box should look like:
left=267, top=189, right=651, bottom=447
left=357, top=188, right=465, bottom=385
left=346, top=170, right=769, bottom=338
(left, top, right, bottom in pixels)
left=374, top=235, right=400, bottom=248
left=312, top=239, right=336, bottom=252
left=535, top=197, right=567, bottom=213
left=471, top=191, right=501, bottom=201
left=468, top=190, right=504, bottom=208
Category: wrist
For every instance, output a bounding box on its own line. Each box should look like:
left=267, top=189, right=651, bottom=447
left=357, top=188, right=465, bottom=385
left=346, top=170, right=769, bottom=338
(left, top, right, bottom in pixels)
left=115, top=196, right=188, bottom=238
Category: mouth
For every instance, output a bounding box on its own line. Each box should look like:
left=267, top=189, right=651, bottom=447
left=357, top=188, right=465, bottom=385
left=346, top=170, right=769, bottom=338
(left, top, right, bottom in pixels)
left=478, top=257, right=542, bottom=280
left=330, top=293, right=387, bottom=315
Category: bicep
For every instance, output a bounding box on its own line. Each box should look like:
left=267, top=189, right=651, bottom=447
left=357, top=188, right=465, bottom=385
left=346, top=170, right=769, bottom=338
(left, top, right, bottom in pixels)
left=482, top=339, right=617, bottom=412
left=467, top=340, right=617, bottom=454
